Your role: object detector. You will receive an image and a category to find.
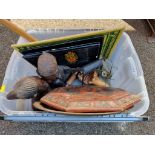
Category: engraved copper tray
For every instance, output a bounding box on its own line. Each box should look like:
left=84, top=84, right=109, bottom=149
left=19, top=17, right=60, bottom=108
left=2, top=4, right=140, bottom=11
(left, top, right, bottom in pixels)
left=40, top=86, right=141, bottom=113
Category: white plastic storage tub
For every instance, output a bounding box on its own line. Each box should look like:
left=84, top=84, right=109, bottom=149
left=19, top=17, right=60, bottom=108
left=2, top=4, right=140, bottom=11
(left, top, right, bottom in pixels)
left=0, top=29, right=149, bottom=122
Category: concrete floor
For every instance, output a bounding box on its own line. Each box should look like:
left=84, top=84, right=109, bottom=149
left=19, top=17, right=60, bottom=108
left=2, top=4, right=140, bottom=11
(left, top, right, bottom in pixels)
left=0, top=19, right=155, bottom=135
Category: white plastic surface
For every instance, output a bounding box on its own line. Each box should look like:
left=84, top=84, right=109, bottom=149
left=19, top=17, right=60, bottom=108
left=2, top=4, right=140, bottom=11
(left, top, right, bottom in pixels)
left=0, top=29, right=149, bottom=117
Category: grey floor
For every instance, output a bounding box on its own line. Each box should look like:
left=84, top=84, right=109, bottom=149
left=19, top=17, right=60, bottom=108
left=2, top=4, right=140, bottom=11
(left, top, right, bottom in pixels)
left=0, top=19, right=155, bottom=135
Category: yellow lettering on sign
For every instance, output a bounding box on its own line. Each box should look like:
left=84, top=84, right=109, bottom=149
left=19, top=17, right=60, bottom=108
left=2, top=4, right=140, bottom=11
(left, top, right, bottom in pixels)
left=0, top=85, right=6, bottom=93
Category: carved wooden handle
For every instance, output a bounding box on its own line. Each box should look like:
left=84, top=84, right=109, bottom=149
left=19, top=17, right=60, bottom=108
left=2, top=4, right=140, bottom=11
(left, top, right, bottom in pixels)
left=90, top=72, right=109, bottom=87
left=66, top=72, right=78, bottom=86
left=78, top=71, right=109, bottom=87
